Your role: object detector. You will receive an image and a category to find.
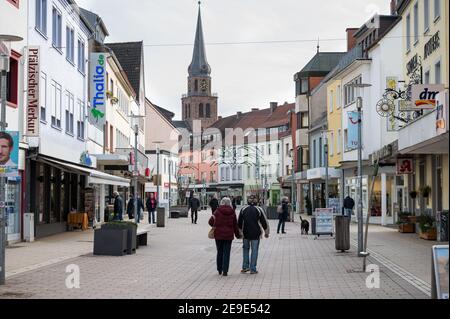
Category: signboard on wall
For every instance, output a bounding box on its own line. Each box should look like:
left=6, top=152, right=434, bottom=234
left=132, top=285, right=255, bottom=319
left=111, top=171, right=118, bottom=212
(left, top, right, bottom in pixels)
left=89, top=53, right=107, bottom=126
left=412, top=84, right=445, bottom=110
left=397, top=158, right=414, bottom=175
left=27, top=46, right=40, bottom=137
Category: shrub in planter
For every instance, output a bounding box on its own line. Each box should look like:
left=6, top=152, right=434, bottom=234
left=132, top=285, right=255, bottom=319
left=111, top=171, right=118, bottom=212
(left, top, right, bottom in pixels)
left=102, top=221, right=137, bottom=255
left=417, top=214, right=437, bottom=240
left=409, top=190, right=418, bottom=199
left=397, top=212, right=415, bottom=233
left=420, top=186, right=431, bottom=198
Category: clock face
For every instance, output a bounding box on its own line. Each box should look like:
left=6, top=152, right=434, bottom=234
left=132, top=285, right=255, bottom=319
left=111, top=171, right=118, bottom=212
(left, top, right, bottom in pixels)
left=201, top=80, right=208, bottom=92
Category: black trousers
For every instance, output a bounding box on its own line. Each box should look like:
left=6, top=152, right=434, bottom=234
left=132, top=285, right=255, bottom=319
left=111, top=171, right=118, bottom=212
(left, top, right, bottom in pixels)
left=277, top=215, right=286, bottom=233
left=191, top=209, right=198, bottom=223
left=215, top=240, right=232, bottom=274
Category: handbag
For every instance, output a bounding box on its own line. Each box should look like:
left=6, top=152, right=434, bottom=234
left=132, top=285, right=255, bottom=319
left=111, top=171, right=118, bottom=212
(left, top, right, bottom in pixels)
left=277, top=205, right=283, bottom=214
left=208, top=215, right=216, bottom=239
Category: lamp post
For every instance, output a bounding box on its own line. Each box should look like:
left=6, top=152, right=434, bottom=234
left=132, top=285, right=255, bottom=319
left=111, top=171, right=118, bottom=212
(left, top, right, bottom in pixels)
left=0, top=35, right=23, bottom=285
left=129, top=114, right=145, bottom=223
left=322, top=128, right=329, bottom=209
left=348, top=82, right=372, bottom=257
left=153, top=141, right=164, bottom=208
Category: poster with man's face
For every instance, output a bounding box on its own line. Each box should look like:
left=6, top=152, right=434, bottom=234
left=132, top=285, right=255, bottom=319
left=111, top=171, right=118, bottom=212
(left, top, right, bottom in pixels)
left=0, top=131, right=19, bottom=177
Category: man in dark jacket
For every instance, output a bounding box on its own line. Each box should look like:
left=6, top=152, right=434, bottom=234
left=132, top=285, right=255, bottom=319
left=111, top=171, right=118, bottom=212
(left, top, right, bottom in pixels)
left=113, top=192, right=123, bottom=221
left=127, top=195, right=145, bottom=223
left=343, top=196, right=355, bottom=217
left=189, top=194, right=201, bottom=224
left=277, top=197, right=289, bottom=234
left=238, top=195, right=270, bottom=275
left=209, top=195, right=219, bottom=214
left=146, top=193, right=158, bottom=224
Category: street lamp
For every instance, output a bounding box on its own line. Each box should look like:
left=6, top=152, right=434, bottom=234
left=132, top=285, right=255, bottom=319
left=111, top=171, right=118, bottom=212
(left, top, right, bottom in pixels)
left=348, top=82, right=371, bottom=257
left=129, top=114, right=145, bottom=224
left=0, top=34, right=23, bottom=286
left=321, top=128, right=329, bottom=209
left=153, top=141, right=164, bottom=209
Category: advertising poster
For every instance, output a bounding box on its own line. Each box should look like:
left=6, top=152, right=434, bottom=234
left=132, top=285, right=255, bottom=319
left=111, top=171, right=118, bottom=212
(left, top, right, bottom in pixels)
left=347, top=111, right=360, bottom=151
left=436, top=92, right=447, bottom=136
left=0, top=131, right=19, bottom=177
left=315, top=208, right=334, bottom=235
left=432, top=245, right=449, bottom=299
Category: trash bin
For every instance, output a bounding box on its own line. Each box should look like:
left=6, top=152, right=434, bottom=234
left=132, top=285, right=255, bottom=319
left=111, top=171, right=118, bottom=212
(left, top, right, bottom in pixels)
left=24, top=213, right=35, bottom=243
left=311, top=217, right=316, bottom=235
left=335, top=215, right=350, bottom=252
left=157, top=207, right=166, bottom=228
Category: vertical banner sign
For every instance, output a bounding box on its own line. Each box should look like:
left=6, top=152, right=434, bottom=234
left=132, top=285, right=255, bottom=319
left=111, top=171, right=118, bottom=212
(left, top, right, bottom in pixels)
left=347, top=111, right=360, bottom=151
left=436, top=92, right=447, bottom=135
left=0, top=131, right=19, bottom=177
left=27, top=47, right=40, bottom=137
left=89, top=53, right=107, bottom=126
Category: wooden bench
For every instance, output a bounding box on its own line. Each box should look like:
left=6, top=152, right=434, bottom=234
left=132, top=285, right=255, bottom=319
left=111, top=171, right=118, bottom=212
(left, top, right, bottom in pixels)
left=136, top=227, right=151, bottom=247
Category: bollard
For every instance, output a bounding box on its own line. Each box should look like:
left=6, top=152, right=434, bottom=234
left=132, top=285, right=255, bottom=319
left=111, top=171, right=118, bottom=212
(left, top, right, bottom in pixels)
left=335, top=216, right=350, bottom=252
left=157, top=207, right=166, bottom=228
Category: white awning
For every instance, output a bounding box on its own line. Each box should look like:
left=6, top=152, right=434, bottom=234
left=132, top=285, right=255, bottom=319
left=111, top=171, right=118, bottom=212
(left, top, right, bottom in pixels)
left=40, top=157, right=130, bottom=188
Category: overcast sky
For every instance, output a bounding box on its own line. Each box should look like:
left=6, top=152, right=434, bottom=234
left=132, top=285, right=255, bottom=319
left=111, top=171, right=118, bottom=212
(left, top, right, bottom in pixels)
left=76, top=0, right=390, bottom=120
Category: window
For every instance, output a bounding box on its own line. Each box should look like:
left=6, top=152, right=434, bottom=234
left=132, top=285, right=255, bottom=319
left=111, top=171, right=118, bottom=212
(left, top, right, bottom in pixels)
left=424, top=70, right=430, bottom=84
left=286, top=144, right=290, bottom=156
left=434, top=0, right=441, bottom=21
left=344, top=129, right=349, bottom=152
left=413, top=2, right=419, bottom=44
left=210, top=172, right=214, bottom=183
left=5, top=54, right=19, bottom=106
left=406, top=14, right=411, bottom=51
left=51, top=80, right=62, bottom=129
left=110, top=79, right=114, bottom=95
left=110, top=125, right=114, bottom=152
left=52, top=7, right=62, bottom=52
left=247, top=166, right=251, bottom=179
left=65, top=91, right=74, bottom=135
left=199, top=103, right=204, bottom=118
left=329, top=90, right=334, bottom=113
left=194, top=80, right=198, bottom=92
left=260, top=145, right=265, bottom=156
left=319, top=138, right=323, bottom=167
left=66, top=26, right=74, bottom=63
left=238, top=166, right=242, bottom=180
left=206, top=103, right=211, bottom=118
left=301, top=78, right=308, bottom=94
left=297, top=112, right=309, bottom=129
left=337, top=85, right=341, bottom=108
left=104, top=122, right=109, bottom=151
left=330, top=133, right=334, bottom=156
left=188, top=104, right=191, bottom=118
left=435, top=61, right=441, bottom=84
left=268, top=144, right=272, bottom=155
left=35, top=0, right=47, bottom=35
left=77, top=39, right=85, bottom=74
left=277, top=143, right=280, bottom=155
left=77, top=100, right=85, bottom=140
left=164, top=159, right=167, bottom=174
left=337, top=129, right=342, bottom=154
left=40, top=72, right=47, bottom=122
left=344, top=76, right=361, bottom=106
left=424, top=0, right=430, bottom=32
left=313, top=140, right=317, bottom=168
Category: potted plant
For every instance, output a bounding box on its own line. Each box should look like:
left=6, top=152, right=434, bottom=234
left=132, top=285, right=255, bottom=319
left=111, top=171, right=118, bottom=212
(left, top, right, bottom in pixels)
left=420, top=186, right=431, bottom=198
left=409, top=190, right=418, bottom=199
left=417, top=214, right=437, bottom=240
left=397, top=212, right=415, bottom=233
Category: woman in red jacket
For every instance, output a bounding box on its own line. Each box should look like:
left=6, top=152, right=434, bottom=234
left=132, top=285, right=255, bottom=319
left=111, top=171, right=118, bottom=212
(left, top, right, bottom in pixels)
left=209, top=197, right=241, bottom=277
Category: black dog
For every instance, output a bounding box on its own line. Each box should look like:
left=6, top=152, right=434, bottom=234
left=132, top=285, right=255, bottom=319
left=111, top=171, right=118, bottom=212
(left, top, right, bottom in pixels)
left=299, top=216, right=310, bottom=235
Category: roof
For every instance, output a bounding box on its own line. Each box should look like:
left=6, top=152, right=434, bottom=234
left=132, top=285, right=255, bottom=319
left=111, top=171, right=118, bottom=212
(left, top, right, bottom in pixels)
left=188, top=4, right=211, bottom=77
left=173, top=121, right=191, bottom=131
left=79, top=8, right=109, bottom=38
left=106, top=42, right=144, bottom=102
left=295, top=52, right=346, bottom=79
left=146, top=99, right=176, bottom=127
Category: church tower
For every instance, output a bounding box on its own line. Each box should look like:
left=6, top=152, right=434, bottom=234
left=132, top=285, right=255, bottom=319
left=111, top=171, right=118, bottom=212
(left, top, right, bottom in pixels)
left=182, top=2, right=218, bottom=129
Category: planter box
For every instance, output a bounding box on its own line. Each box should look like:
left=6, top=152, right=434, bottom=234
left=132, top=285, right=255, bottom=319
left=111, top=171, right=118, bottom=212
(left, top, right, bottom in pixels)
left=170, top=206, right=189, bottom=218
left=408, top=216, right=418, bottom=224
left=399, top=223, right=415, bottom=233
left=420, top=229, right=437, bottom=240
left=94, top=229, right=127, bottom=256
left=102, top=223, right=137, bottom=255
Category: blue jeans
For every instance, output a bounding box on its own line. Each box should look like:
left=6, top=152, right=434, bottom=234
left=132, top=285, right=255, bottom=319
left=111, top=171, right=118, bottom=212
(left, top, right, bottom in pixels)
left=135, top=210, right=141, bottom=224
left=344, top=208, right=353, bottom=218
left=243, top=239, right=260, bottom=272
left=149, top=210, right=156, bottom=224
left=216, top=240, right=232, bottom=274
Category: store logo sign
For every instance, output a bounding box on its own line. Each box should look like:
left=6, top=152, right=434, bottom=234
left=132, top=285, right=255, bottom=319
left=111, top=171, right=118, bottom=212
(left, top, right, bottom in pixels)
left=412, top=85, right=445, bottom=110
left=397, top=158, right=414, bottom=175
left=89, top=53, right=107, bottom=125
left=27, top=47, right=40, bottom=137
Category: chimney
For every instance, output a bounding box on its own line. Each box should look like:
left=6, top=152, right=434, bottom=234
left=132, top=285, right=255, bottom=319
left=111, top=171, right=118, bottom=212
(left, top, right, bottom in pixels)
left=236, top=112, right=242, bottom=119
left=270, top=102, right=278, bottom=114
left=346, top=28, right=359, bottom=51
left=251, top=108, right=259, bottom=112
left=390, top=0, right=397, bottom=15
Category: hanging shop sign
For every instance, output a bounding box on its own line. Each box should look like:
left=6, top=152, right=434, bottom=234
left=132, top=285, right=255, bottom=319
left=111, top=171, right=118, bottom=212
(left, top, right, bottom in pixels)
left=412, top=84, right=445, bottom=110
left=0, top=131, right=19, bottom=177
left=89, top=53, right=108, bottom=126
left=424, top=31, right=440, bottom=60
left=406, top=54, right=419, bottom=76
left=27, top=46, right=40, bottom=137
left=397, top=158, right=414, bottom=175
left=436, top=92, right=448, bottom=136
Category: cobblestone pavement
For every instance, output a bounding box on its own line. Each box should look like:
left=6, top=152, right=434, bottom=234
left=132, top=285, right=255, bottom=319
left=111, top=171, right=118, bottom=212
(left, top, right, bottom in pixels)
left=1, top=211, right=431, bottom=299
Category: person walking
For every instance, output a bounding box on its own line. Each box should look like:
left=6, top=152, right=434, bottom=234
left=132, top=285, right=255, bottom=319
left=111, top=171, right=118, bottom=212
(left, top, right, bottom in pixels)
left=189, top=194, right=201, bottom=224
left=134, top=196, right=145, bottom=224
left=127, top=194, right=135, bottom=220
left=232, top=197, right=237, bottom=211
left=113, top=191, right=124, bottom=221
left=343, top=195, right=355, bottom=218
left=146, top=193, right=158, bottom=224
left=238, top=195, right=270, bottom=275
left=208, top=197, right=241, bottom=277
left=277, top=197, right=289, bottom=234
left=209, top=194, right=219, bottom=214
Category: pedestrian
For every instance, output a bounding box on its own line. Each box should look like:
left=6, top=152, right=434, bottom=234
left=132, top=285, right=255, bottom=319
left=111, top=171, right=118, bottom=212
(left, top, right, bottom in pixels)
left=208, top=197, right=241, bottom=277
left=113, top=191, right=123, bottom=221
left=126, top=194, right=135, bottom=220
left=209, top=194, right=219, bottom=214
left=343, top=195, right=355, bottom=218
left=232, top=197, right=237, bottom=211
left=146, top=193, right=158, bottom=224
left=190, top=194, right=201, bottom=224
left=277, top=196, right=289, bottom=234
left=134, top=196, right=145, bottom=224
left=238, top=195, right=270, bottom=275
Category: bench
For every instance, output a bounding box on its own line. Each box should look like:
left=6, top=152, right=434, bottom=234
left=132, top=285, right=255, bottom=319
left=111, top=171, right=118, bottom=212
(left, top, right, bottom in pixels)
left=136, top=227, right=151, bottom=247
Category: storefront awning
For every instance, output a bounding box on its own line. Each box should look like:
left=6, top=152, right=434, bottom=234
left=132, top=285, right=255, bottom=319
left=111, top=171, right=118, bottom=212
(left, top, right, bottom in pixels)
left=39, top=157, right=130, bottom=188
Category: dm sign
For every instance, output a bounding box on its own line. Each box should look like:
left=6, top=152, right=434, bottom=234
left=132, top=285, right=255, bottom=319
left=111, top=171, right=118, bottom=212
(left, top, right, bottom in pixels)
left=412, top=84, right=445, bottom=110
left=89, top=53, right=107, bottom=126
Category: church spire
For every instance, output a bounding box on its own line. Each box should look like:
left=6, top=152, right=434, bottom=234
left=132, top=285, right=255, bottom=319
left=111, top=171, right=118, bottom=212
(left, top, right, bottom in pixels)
left=188, top=1, right=211, bottom=77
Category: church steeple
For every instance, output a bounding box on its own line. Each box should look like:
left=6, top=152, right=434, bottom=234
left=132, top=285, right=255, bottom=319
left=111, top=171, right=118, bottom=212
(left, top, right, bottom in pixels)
left=188, top=2, right=211, bottom=77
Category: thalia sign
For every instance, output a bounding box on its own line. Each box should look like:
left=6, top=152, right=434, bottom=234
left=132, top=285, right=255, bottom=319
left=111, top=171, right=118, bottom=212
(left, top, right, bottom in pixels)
left=89, top=53, right=107, bottom=125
